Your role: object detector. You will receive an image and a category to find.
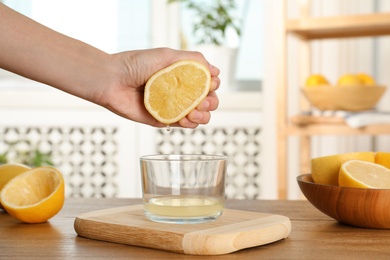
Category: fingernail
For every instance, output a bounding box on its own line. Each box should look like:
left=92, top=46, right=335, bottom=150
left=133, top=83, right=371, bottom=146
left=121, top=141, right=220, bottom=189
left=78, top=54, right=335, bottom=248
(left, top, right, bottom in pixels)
left=209, top=64, right=220, bottom=74
left=211, top=80, right=219, bottom=91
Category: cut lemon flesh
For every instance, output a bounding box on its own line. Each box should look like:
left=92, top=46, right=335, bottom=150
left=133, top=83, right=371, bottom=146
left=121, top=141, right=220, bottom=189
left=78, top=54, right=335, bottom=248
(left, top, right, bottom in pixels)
left=339, top=160, right=390, bottom=189
left=311, top=152, right=375, bottom=185
left=0, top=163, right=31, bottom=209
left=0, top=166, right=65, bottom=223
left=144, top=60, right=211, bottom=125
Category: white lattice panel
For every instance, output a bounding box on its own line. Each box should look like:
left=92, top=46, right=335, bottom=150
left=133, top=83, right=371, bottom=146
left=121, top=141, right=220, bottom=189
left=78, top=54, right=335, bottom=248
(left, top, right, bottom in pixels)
left=0, top=89, right=270, bottom=199
left=0, top=108, right=142, bottom=198
left=156, top=127, right=262, bottom=199
left=0, top=126, right=119, bottom=197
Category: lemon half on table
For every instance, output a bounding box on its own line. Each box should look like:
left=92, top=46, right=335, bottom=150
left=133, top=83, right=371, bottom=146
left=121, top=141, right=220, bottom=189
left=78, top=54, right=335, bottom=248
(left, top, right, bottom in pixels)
left=0, top=163, right=31, bottom=209
left=0, top=166, right=65, bottom=223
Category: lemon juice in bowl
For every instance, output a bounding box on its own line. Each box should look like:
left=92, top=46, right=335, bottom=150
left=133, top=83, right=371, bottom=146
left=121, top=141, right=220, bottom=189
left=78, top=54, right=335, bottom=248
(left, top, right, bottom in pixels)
left=140, top=154, right=227, bottom=224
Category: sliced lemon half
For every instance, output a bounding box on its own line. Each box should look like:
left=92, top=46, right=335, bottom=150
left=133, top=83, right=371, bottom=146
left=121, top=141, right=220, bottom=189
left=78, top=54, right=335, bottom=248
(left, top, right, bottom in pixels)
left=144, top=60, right=211, bottom=125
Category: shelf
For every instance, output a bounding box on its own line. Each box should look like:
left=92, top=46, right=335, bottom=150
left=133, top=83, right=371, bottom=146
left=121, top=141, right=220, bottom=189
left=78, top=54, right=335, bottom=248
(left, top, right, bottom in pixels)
left=288, top=123, right=390, bottom=135
left=289, top=115, right=390, bottom=135
left=286, top=12, right=390, bottom=40
left=291, top=115, right=344, bottom=126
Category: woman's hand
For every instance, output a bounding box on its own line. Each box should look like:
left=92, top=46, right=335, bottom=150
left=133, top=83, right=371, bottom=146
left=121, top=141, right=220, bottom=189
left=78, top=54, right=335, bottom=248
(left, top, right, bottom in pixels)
left=96, top=48, right=220, bottom=128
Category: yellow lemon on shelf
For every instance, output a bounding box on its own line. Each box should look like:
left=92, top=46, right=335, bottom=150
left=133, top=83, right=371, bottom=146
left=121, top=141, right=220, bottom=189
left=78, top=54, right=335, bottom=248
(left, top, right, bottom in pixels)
left=356, top=73, right=376, bottom=86
left=0, top=163, right=31, bottom=209
left=337, top=74, right=362, bottom=86
left=311, top=152, right=375, bottom=186
left=339, top=160, right=390, bottom=188
left=0, top=166, right=65, bottom=223
left=144, top=60, right=211, bottom=125
left=305, top=74, right=329, bottom=87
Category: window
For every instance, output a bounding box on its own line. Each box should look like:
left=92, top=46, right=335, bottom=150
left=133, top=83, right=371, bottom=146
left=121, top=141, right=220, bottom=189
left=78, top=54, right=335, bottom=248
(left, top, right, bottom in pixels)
left=1, top=0, right=264, bottom=91
left=0, top=0, right=151, bottom=83
left=177, top=0, right=264, bottom=83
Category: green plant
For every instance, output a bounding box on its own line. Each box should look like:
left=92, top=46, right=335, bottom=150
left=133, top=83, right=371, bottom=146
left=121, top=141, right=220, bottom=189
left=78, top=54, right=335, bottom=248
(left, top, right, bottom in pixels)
left=168, top=0, right=241, bottom=46
left=0, top=142, right=54, bottom=167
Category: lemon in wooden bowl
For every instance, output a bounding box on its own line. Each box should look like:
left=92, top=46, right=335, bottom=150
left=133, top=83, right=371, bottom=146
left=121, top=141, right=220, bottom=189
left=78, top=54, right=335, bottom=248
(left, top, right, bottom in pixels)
left=302, top=85, right=386, bottom=111
left=303, top=73, right=386, bottom=111
left=305, top=74, right=329, bottom=87
left=297, top=160, right=390, bottom=229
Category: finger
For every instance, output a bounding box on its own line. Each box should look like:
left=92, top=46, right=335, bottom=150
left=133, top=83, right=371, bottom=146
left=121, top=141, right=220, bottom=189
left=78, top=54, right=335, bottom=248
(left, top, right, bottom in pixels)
left=196, top=99, right=210, bottom=111
left=210, top=77, right=220, bottom=92
left=177, top=116, right=199, bottom=129
left=186, top=109, right=211, bottom=125
left=209, top=64, right=220, bottom=77
left=198, top=92, right=219, bottom=112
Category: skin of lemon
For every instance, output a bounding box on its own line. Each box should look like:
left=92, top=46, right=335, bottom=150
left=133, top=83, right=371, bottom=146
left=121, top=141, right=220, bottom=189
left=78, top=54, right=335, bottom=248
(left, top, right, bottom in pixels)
left=305, top=74, right=329, bottom=87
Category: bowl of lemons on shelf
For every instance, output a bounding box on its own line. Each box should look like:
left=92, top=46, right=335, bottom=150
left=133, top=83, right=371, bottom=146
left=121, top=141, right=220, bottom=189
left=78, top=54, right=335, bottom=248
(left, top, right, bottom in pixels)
left=297, top=151, right=390, bottom=229
left=302, top=73, right=386, bottom=111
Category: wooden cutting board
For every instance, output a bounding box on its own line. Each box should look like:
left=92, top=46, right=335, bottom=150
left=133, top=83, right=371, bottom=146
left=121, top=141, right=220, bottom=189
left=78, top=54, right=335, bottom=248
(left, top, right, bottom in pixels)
left=74, top=205, right=291, bottom=255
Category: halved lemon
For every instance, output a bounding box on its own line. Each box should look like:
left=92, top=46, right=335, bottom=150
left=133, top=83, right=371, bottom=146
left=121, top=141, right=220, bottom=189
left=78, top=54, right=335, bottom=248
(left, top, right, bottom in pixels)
left=311, top=152, right=375, bottom=185
left=144, top=60, right=211, bottom=125
left=0, top=166, right=65, bottom=223
left=339, top=160, right=390, bottom=188
left=0, top=163, right=31, bottom=209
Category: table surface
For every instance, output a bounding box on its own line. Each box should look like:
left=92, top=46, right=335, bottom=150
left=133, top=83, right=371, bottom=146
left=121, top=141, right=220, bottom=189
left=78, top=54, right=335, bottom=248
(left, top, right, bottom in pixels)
left=1, top=198, right=390, bottom=259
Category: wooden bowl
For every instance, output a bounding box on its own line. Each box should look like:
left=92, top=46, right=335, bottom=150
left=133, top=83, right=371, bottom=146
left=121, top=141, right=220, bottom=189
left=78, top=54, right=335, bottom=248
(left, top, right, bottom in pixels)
left=297, top=174, right=390, bottom=229
left=302, top=85, right=386, bottom=111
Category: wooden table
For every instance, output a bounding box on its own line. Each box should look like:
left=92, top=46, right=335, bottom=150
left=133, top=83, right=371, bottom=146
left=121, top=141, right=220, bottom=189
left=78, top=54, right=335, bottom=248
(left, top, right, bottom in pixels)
left=1, top=198, right=390, bottom=259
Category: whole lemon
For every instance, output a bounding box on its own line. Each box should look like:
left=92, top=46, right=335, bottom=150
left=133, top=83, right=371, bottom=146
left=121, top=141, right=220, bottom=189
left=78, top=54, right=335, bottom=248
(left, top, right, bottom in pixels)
left=356, top=73, right=375, bottom=86
left=305, top=74, right=329, bottom=87
left=337, top=74, right=362, bottom=86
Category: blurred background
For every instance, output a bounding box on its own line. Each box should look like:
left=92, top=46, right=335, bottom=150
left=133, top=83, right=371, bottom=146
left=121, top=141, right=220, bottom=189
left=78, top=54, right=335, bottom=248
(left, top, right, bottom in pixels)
left=0, top=0, right=389, bottom=200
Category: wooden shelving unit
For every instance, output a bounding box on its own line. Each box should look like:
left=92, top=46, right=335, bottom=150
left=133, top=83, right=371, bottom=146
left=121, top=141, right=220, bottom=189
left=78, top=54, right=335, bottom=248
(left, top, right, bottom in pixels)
left=277, top=1, right=390, bottom=199
left=287, top=13, right=390, bottom=40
